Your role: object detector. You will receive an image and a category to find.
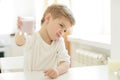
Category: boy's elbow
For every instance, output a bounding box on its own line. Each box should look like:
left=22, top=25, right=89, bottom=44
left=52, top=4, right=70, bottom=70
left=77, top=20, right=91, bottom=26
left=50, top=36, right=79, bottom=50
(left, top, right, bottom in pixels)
left=66, top=62, right=70, bottom=69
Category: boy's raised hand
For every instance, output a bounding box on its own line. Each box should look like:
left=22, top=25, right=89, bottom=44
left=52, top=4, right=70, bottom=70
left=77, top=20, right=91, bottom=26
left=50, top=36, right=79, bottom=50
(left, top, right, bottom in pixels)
left=15, top=31, right=25, bottom=46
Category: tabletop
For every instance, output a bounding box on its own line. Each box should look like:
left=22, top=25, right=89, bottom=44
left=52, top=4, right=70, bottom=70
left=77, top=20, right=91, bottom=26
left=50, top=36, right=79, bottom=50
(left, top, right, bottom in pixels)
left=0, top=65, right=119, bottom=80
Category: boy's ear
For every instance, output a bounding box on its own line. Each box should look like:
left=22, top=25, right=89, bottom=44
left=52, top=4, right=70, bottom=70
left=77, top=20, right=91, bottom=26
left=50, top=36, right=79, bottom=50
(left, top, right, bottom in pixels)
left=44, top=13, right=52, bottom=23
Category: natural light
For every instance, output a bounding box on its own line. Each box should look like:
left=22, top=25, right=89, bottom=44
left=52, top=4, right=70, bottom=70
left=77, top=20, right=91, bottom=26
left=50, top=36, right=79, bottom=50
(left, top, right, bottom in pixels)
left=0, top=0, right=16, bottom=34
left=71, top=0, right=110, bottom=36
left=0, top=0, right=111, bottom=41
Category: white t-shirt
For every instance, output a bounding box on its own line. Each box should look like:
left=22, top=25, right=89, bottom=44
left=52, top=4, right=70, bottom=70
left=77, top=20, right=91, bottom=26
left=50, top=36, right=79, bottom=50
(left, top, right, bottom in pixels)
left=24, top=31, right=70, bottom=71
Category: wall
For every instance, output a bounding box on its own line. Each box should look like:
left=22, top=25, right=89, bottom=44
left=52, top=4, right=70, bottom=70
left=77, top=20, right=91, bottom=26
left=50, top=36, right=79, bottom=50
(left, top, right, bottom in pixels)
left=13, top=0, right=35, bottom=17
left=111, top=0, right=120, bottom=59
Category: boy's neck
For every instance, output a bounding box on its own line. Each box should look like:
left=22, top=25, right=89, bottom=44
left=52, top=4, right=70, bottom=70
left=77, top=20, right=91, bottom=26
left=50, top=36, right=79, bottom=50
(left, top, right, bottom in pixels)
left=39, top=28, right=52, bottom=45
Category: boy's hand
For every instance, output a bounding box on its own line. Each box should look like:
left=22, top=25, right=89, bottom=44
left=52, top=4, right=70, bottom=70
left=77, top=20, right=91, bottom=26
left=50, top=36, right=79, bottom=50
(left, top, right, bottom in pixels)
left=15, top=32, right=25, bottom=46
left=44, top=68, right=59, bottom=79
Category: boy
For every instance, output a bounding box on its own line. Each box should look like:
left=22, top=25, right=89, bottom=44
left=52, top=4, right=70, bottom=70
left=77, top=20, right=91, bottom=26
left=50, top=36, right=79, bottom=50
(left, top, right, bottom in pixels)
left=15, top=4, right=75, bottom=79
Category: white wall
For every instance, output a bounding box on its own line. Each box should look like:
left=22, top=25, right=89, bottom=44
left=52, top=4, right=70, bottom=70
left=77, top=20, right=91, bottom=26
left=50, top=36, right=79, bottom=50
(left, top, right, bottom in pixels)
left=0, top=0, right=35, bottom=34
left=13, top=0, right=35, bottom=33
left=111, top=0, right=120, bottom=59
left=13, top=0, right=35, bottom=17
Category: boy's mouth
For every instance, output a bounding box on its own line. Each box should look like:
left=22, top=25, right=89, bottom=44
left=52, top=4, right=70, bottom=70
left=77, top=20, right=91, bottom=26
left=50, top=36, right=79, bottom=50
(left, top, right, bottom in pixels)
left=56, top=33, right=61, bottom=39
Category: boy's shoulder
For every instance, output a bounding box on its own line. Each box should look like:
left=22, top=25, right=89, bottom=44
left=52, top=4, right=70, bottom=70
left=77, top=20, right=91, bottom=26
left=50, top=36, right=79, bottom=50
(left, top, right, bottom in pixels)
left=25, top=31, right=39, bottom=40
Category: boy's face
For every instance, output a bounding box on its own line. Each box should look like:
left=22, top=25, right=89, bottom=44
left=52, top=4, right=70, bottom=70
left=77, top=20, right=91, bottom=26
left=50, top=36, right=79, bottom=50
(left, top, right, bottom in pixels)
left=46, top=16, right=71, bottom=40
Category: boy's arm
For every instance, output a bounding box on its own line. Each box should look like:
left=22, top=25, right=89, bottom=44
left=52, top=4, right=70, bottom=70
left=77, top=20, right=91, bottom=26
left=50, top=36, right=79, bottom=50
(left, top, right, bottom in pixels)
left=56, top=61, right=70, bottom=75
left=15, top=31, right=26, bottom=46
left=44, top=61, right=70, bottom=79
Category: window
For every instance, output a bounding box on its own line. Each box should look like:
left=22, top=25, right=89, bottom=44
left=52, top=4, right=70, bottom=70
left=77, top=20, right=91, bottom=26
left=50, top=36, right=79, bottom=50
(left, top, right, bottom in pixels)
left=71, top=0, right=111, bottom=36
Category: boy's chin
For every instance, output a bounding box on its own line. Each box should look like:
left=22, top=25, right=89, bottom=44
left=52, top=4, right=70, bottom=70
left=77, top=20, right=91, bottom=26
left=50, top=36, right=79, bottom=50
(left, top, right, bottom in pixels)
left=54, top=37, right=60, bottom=40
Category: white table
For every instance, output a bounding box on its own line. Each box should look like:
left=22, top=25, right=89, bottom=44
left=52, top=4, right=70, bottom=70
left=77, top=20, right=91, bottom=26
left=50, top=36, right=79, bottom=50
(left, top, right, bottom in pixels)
left=0, top=65, right=119, bottom=80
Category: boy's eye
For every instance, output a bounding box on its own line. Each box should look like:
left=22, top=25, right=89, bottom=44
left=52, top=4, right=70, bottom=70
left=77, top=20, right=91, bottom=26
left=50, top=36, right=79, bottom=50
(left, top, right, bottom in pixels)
left=59, top=23, right=67, bottom=32
left=64, top=30, right=67, bottom=32
left=59, top=24, right=64, bottom=28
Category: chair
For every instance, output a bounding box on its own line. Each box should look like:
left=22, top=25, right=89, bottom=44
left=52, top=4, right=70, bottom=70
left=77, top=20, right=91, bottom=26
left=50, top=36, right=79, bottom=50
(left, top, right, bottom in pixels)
left=0, top=56, right=24, bottom=73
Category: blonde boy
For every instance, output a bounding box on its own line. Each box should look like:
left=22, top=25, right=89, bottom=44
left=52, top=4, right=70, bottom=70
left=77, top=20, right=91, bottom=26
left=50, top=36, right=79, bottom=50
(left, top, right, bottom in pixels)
left=15, top=4, right=75, bottom=79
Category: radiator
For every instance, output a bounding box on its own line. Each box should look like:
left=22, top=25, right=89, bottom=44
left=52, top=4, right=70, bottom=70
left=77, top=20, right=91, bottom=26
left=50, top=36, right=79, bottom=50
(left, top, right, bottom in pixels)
left=73, top=49, right=108, bottom=66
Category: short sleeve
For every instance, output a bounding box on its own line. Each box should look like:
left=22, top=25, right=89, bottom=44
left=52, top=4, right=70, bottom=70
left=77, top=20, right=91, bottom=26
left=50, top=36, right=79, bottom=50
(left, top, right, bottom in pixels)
left=57, top=38, right=70, bottom=64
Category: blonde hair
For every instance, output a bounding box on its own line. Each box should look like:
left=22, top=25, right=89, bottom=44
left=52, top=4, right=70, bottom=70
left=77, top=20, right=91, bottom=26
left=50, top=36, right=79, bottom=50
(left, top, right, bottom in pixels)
left=41, top=4, right=75, bottom=26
